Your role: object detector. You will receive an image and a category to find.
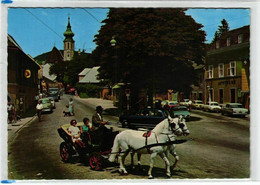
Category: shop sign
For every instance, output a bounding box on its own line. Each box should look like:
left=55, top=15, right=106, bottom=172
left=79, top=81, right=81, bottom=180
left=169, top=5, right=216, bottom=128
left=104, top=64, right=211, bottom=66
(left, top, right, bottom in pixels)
left=218, top=80, right=236, bottom=86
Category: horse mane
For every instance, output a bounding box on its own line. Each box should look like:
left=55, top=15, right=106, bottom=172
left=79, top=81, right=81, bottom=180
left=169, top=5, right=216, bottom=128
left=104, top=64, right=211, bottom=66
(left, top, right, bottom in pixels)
left=152, top=118, right=168, bottom=135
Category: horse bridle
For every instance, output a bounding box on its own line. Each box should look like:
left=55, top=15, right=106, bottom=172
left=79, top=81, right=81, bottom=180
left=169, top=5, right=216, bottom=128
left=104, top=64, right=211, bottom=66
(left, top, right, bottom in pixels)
left=168, top=118, right=182, bottom=134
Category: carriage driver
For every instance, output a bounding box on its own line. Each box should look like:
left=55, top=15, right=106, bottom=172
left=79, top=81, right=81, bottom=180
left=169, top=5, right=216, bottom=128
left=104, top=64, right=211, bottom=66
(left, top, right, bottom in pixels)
left=92, top=106, right=107, bottom=131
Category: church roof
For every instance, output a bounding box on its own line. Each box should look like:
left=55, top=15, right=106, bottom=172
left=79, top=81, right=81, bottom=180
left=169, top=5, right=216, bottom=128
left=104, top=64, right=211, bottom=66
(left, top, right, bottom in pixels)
left=46, top=46, right=64, bottom=64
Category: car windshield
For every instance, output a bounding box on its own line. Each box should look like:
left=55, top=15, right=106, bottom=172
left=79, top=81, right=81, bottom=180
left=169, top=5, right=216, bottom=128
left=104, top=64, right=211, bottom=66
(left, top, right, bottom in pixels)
left=230, top=104, right=243, bottom=108
left=196, top=101, right=202, bottom=104
left=211, top=103, right=219, bottom=106
left=169, top=102, right=177, bottom=105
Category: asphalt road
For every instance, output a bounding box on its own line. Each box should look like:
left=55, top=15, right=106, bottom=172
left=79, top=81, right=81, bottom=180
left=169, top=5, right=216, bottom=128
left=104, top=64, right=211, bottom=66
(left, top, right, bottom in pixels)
left=8, top=95, right=250, bottom=180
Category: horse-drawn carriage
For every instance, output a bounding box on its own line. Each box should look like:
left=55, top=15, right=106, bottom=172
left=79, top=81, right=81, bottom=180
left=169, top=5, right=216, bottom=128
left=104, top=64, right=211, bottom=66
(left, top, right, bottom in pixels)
left=58, top=116, right=191, bottom=178
left=57, top=122, right=119, bottom=170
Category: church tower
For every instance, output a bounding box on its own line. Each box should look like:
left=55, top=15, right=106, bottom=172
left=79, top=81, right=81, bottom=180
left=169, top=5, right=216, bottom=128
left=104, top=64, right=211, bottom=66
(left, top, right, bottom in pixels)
left=63, top=16, right=75, bottom=61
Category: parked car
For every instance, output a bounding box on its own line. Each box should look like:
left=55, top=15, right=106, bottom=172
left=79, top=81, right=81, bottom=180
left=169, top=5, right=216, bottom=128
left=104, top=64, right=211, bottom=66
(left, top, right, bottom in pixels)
left=191, top=100, right=204, bottom=110
left=221, top=103, right=249, bottom=117
left=119, top=108, right=168, bottom=129
left=203, top=101, right=221, bottom=112
left=179, top=99, right=190, bottom=107
left=168, top=101, right=179, bottom=108
left=170, top=105, right=190, bottom=121
left=48, top=87, right=60, bottom=101
left=67, top=87, right=76, bottom=95
left=40, top=98, right=53, bottom=113
left=48, top=97, right=56, bottom=109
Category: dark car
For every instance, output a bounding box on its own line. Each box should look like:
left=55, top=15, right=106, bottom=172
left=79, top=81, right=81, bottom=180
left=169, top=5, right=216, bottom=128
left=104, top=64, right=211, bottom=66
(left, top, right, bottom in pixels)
left=119, top=108, right=168, bottom=129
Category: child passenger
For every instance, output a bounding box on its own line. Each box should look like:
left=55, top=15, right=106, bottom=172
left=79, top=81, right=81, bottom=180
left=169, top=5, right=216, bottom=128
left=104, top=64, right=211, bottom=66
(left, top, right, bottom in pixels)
left=68, top=119, right=85, bottom=148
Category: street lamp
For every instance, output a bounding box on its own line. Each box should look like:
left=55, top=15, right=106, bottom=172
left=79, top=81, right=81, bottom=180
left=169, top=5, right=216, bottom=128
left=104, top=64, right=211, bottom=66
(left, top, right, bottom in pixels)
left=110, top=36, right=117, bottom=47
left=110, top=36, right=117, bottom=83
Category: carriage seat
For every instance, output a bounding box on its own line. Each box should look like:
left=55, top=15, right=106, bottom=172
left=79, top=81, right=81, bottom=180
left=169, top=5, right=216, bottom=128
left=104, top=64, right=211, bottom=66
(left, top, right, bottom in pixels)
left=60, top=122, right=84, bottom=135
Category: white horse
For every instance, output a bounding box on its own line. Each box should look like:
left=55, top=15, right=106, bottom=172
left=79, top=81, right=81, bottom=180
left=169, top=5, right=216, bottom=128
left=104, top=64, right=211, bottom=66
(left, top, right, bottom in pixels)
left=108, top=116, right=183, bottom=179
left=130, top=115, right=190, bottom=174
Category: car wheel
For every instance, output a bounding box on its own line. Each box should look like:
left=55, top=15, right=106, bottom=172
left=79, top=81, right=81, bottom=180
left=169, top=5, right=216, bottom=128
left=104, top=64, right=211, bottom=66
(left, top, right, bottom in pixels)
left=221, top=111, right=224, bottom=115
left=122, top=120, right=128, bottom=128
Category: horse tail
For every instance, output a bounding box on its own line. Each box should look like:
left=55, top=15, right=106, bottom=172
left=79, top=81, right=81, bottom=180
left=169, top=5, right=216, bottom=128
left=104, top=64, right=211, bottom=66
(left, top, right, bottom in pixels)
left=108, top=134, right=120, bottom=162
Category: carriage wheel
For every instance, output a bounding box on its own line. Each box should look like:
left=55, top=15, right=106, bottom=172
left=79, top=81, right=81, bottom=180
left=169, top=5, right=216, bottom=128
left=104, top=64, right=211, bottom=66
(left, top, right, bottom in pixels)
left=89, top=152, right=103, bottom=171
left=60, top=142, right=72, bottom=162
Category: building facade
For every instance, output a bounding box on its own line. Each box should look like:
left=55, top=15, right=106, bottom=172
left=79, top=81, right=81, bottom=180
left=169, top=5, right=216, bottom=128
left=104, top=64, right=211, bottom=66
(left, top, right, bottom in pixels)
left=205, top=26, right=250, bottom=109
left=8, top=35, right=40, bottom=113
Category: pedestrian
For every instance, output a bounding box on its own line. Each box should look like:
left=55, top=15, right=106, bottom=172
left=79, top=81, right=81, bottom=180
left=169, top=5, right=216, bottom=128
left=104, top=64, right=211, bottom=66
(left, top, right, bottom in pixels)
left=7, top=101, right=14, bottom=123
left=36, top=100, right=43, bottom=122
left=68, top=98, right=74, bottom=116
left=68, top=119, right=85, bottom=148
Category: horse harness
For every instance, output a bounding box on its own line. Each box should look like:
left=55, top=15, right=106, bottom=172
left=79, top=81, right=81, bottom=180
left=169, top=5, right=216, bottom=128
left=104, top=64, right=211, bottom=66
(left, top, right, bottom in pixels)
left=142, top=131, right=159, bottom=154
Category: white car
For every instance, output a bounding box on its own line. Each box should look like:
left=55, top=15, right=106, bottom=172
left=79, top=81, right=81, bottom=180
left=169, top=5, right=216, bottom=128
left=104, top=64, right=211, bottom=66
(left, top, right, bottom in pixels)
left=180, top=99, right=190, bottom=107
left=191, top=100, right=204, bottom=110
left=203, top=102, right=221, bottom=112
left=221, top=103, right=249, bottom=117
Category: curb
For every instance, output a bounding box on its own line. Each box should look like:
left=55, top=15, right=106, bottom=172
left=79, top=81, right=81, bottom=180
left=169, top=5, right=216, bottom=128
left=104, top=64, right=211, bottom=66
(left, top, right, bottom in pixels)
left=8, top=115, right=37, bottom=144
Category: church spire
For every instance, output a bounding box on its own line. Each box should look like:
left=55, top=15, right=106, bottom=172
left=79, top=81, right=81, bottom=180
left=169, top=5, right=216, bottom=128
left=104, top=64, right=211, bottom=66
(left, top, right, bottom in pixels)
left=63, top=16, right=74, bottom=42
left=63, top=16, right=75, bottom=61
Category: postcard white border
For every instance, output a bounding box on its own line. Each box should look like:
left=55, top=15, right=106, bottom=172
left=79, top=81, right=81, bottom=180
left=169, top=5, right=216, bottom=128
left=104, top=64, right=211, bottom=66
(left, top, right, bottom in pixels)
left=1, top=0, right=259, bottom=184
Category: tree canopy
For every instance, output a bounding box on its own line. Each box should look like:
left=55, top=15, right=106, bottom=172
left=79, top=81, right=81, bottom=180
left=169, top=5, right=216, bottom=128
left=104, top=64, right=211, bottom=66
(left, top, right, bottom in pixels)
left=93, top=8, right=206, bottom=103
left=211, top=19, right=230, bottom=43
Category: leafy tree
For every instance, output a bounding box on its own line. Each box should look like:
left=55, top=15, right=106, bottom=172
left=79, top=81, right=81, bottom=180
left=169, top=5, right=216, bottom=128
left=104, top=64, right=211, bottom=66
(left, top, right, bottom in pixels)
left=93, top=8, right=206, bottom=105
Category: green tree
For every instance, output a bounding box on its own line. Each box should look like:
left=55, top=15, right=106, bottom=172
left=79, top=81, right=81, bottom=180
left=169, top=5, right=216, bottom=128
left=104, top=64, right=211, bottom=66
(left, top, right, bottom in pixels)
left=211, top=19, right=230, bottom=43
left=93, top=8, right=206, bottom=105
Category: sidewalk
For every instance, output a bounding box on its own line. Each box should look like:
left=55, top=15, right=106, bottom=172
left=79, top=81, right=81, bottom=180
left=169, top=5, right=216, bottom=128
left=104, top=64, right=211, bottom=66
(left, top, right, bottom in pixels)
left=8, top=116, right=36, bottom=143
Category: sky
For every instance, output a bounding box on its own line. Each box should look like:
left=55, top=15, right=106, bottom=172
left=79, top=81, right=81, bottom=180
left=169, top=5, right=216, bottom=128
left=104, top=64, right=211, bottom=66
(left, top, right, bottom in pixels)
left=7, top=8, right=250, bottom=58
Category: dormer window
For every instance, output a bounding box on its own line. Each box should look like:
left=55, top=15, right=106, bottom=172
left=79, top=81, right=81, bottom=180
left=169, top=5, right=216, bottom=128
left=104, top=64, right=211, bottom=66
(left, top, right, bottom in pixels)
left=226, top=37, right=231, bottom=46
left=238, top=34, right=243, bottom=44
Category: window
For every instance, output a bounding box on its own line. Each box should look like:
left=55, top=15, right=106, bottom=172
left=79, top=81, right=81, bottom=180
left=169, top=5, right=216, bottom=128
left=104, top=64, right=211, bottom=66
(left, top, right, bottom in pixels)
left=208, top=65, right=213, bottom=79
left=228, top=61, right=236, bottom=76
left=238, top=34, right=243, bottom=44
left=216, top=40, right=220, bottom=49
left=227, top=37, right=231, bottom=46
left=218, top=63, right=224, bottom=78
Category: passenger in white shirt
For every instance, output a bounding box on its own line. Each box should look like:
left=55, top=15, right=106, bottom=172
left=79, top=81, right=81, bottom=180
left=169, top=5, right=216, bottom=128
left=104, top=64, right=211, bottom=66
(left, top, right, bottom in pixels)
left=68, top=119, right=85, bottom=148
